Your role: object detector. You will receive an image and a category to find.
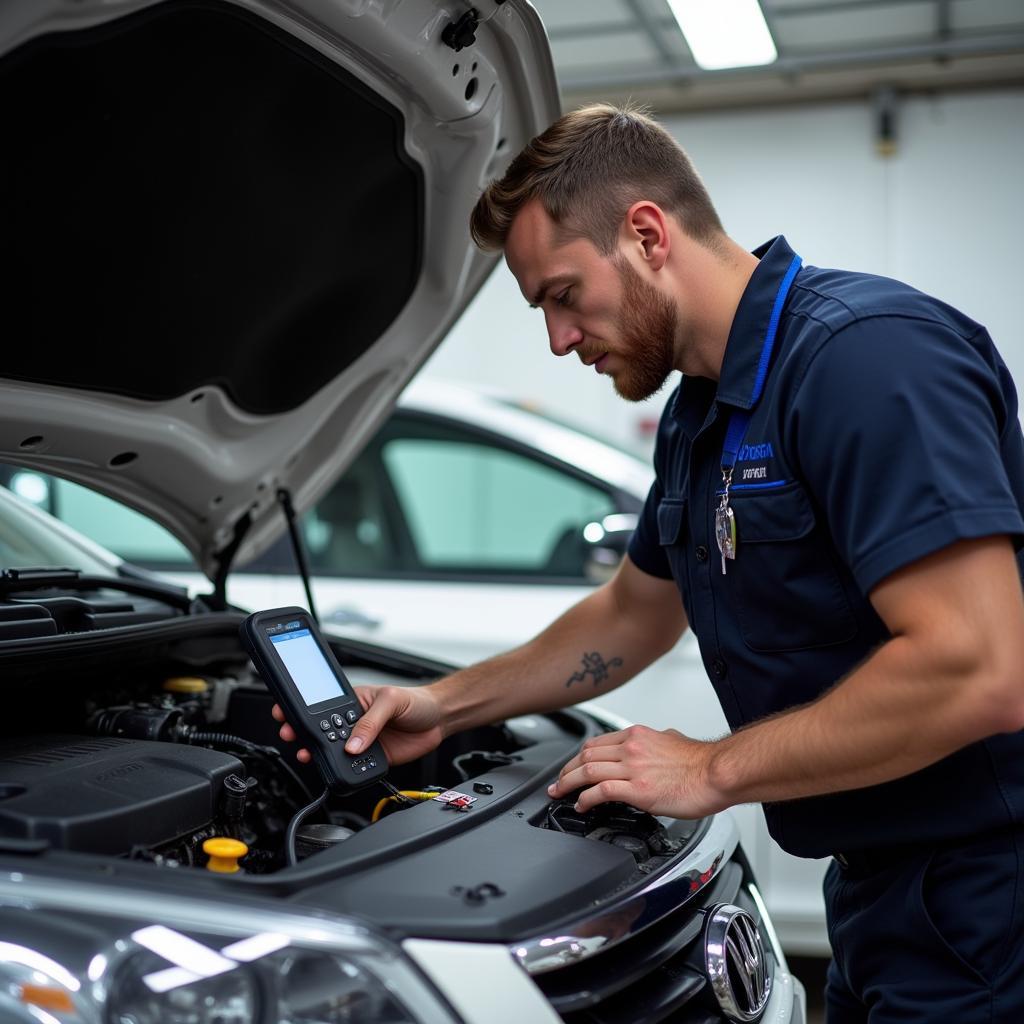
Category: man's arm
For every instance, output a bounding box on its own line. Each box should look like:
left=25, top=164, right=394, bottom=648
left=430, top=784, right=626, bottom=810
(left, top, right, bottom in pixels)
left=276, top=555, right=687, bottom=765
left=428, top=554, right=686, bottom=734
left=550, top=536, right=1024, bottom=816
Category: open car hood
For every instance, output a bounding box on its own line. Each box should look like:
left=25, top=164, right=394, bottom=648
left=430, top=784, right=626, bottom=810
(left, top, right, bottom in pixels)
left=0, top=0, right=559, bottom=580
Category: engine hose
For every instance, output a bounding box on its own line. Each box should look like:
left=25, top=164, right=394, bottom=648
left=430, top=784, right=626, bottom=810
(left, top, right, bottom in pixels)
left=286, top=790, right=330, bottom=867
left=188, top=731, right=257, bottom=750
left=187, top=731, right=314, bottom=804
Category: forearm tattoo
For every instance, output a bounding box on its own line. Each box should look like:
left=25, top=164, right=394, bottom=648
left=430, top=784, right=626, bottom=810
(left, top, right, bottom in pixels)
left=565, top=651, right=624, bottom=689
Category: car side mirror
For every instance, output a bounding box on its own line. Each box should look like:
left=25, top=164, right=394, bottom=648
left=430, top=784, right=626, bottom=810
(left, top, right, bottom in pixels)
left=582, top=513, right=638, bottom=584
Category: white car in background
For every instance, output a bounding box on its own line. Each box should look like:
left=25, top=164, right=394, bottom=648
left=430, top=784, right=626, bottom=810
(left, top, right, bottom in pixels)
left=4, top=376, right=830, bottom=957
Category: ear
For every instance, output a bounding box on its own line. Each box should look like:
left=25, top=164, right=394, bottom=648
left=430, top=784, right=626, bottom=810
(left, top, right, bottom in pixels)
left=623, top=201, right=670, bottom=272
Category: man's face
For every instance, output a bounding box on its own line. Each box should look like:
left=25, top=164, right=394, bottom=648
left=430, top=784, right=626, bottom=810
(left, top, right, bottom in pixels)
left=505, top=199, right=678, bottom=403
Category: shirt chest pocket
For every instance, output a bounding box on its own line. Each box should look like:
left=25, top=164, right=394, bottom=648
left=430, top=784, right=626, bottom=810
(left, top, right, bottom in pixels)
left=656, top=497, right=694, bottom=618
left=728, top=483, right=857, bottom=652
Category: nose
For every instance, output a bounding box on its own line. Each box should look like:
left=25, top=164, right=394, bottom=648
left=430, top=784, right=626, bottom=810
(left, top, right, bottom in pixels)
left=546, top=312, right=583, bottom=358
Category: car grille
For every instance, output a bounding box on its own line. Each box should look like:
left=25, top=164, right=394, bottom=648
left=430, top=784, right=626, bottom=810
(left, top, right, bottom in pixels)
left=530, top=860, right=745, bottom=1024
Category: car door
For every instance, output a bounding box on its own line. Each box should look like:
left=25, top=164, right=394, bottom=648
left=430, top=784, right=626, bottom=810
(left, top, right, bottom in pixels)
left=243, top=410, right=633, bottom=666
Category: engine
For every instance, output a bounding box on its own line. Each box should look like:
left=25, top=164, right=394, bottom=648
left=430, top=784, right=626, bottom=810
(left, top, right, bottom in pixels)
left=0, top=655, right=683, bottom=877
left=0, top=734, right=243, bottom=860
left=0, top=662, right=529, bottom=873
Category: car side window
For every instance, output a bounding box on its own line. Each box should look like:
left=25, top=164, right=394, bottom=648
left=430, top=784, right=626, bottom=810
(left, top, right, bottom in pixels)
left=374, top=417, right=617, bottom=578
left=300, top=443, right=408, bottom=576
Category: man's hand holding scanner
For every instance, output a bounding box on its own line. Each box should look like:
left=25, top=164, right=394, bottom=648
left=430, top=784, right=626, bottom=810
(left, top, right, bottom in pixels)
left=547, top=725, right=723, bottom=820
left=272, top=684, right=445, bottom=768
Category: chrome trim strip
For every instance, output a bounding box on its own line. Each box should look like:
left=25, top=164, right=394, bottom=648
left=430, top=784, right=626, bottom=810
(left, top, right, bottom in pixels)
left=510, top=811, right=740, bottom=976
left=748, top=879, right=787, bottom=971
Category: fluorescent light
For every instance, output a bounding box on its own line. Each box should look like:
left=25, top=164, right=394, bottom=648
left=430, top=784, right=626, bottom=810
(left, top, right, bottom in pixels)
left=601, top=513, right=638, bottom=534
left=667, top=0, right=778, bottom=70
left=87, top=955, right=108, bottom=983
left=142, top=966, right=201, bottom=993
left=25, top=1006, right=62, bottom=1024
left=220, top=933, right=290, bottom=963
left=130, top=926, right=234, bottom=978
left=10, top=472, right=49, bottom=506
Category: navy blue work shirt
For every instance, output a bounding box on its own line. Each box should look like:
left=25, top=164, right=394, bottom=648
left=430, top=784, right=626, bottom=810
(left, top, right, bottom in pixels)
left=628, top=235, right=1024, bottom=858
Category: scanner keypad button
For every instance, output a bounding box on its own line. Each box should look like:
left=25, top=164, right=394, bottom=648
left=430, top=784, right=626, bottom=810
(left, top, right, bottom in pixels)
left=345, top=708, right=360, bottom=724
left=326, top=731, right=338, bottom=742
left=331, top=713, right=344, bottom=728
left=319, top=720, right=331, bottom=731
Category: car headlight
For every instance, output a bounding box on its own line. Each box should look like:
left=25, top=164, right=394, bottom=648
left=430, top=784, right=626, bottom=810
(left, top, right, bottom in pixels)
left=0, top=873, right=459, bottom=1024
left=108, top=946, right=259, bottom=1024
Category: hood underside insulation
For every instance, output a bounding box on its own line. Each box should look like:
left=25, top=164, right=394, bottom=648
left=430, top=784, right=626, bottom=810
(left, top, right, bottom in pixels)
left=0, top=0, right=424, bottom=415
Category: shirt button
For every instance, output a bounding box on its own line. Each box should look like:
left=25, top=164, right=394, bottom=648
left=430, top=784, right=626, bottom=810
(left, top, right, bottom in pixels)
left=711, top=659, right=727, bottom=679
left=695, top=545, right=709, bottom=563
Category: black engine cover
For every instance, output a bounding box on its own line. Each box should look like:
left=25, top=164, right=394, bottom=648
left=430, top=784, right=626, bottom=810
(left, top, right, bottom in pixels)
left=0, top=735, right=242, bottom=855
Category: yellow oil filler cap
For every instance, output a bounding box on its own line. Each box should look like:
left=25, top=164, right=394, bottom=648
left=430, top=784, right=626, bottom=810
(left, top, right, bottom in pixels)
left=203, top=838, right=248, bottom=873
left=163, top=676, right=209, bottom=695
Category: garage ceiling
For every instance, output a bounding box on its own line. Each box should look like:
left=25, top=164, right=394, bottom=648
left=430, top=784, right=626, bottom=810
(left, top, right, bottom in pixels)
left=531, top=0, right=1024, bottom=111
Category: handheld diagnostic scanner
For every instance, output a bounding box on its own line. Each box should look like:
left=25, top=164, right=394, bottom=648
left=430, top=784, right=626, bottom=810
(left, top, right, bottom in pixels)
left=240, top=607, right=388, bottom=792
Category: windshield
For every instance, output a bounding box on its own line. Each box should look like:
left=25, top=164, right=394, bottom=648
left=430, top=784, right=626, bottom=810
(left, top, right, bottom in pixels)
left=0, top=486, right=115, bottom=576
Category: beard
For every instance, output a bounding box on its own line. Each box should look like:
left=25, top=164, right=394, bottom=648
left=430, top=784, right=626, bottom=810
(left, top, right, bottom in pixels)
left=608, top=257, right=678, bottom=403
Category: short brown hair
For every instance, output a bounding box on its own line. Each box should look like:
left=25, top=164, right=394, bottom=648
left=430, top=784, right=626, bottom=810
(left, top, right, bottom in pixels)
left=470, top=103, right=723, bottom=255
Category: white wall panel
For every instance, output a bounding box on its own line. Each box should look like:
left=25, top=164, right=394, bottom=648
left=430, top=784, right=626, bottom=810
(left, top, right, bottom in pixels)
left=423, top=88, right=1024, bottom=446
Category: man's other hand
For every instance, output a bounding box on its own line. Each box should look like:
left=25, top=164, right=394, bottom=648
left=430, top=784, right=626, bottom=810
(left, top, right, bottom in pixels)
left=547, top=725, right=725, bottom=819
left=271, top=685, right=446, bottom=767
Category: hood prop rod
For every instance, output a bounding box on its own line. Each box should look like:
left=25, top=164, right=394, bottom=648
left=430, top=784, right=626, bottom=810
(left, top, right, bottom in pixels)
left=277, top=488, right=319, bottom=625
left=210, top=511, right=252, bottom=611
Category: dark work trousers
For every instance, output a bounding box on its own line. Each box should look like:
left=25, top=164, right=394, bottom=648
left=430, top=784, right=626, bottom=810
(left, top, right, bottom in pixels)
left=823, top=828, right=1024, bottom=1022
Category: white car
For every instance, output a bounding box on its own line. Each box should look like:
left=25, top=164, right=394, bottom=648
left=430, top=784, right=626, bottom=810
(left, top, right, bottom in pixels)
left=5, top=377, right=830, bottom=957
left=0, top=2, right=805, bottom=1021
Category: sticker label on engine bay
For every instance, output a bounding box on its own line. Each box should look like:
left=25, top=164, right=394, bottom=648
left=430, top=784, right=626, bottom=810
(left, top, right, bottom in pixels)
left=434, top=790, right=477, bottom=811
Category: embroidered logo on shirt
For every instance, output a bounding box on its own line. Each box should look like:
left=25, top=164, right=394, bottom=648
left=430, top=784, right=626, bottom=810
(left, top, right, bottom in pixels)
left=737, top=441, right=774, bottom=481
left=737, top=442, right=774, bottom=462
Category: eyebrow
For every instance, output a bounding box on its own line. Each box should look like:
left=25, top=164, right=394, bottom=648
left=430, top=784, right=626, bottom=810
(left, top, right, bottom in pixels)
left=529, top=274, right=574, bottom=309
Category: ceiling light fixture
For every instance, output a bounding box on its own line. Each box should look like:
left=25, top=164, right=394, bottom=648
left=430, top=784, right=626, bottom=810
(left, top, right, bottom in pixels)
left=666, top=0, right=778, bottom=70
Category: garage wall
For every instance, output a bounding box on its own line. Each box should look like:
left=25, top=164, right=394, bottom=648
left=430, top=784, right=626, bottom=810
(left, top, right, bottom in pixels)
left=422, top=86, right=1024, bottom=454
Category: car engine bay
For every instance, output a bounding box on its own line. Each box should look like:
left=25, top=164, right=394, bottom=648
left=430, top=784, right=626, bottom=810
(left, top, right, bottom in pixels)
left=0, top=599, right=697, bottom=883
left=0, top=650, right=528, bottom=873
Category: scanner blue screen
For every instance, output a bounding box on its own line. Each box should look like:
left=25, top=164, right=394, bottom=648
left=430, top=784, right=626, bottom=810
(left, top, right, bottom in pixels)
left=270, top=628, right=343, bottom=707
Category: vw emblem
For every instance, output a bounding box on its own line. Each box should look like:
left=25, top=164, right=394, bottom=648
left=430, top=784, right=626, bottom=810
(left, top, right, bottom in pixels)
left=703, top=904, right=772, bottom=1022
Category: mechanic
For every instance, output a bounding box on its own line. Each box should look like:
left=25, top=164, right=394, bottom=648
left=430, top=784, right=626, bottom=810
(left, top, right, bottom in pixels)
left=275, top=104, right=1024, bottom=1021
